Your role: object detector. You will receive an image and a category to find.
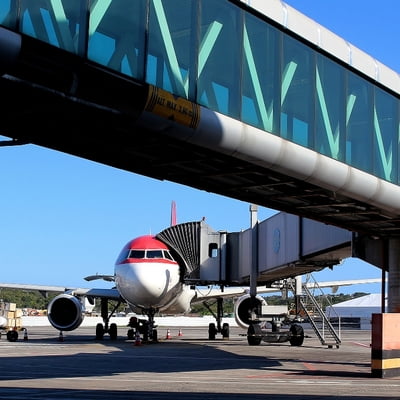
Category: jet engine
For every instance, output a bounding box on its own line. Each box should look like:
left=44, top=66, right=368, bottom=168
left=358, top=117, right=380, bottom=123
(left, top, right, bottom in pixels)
left=47, top=293, right=84, bottom=331
left=234, top=293, right=268, bottom=329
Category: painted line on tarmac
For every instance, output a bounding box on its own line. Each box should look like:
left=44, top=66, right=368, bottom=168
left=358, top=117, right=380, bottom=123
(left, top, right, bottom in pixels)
left=351, top=341, right=371, bottom=348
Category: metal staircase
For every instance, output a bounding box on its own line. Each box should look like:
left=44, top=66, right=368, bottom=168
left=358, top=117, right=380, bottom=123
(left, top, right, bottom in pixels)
left=298, top=276, right=342, bottom=348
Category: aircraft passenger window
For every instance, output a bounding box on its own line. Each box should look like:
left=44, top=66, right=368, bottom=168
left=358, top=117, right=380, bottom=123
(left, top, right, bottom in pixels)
left=129, top=250, right=145, bottom=258
left=146, top=250, right=163, bottom=259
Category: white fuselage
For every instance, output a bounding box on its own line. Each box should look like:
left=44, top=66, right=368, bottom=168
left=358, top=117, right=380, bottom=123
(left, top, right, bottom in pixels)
left=115, top=260, right=187, bottom=313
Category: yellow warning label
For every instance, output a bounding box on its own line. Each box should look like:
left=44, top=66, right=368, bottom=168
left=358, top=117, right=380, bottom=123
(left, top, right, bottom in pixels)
left=145, top=86, right=200, bottom=129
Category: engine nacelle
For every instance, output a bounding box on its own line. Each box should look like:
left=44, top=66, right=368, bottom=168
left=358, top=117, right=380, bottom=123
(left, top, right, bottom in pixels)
left=234, top=293, right=267, bottom=329
left=47, top=293, right=84, bottom=331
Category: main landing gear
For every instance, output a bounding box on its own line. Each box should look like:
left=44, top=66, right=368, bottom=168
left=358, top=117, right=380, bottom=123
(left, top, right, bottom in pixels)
left=91, top=299, right=159, bottom=343
left=95, top=298, right=121, bottom=340
left=204, top=297, right=230, bottom=340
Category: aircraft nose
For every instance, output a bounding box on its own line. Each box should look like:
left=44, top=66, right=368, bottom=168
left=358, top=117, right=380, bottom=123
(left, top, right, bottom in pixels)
left=116, top=262, right=175, bottom=306
left=133, top=266, right=170, bottom=298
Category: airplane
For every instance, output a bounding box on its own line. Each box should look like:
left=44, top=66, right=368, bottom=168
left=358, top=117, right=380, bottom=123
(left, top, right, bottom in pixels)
left=0, top=202, right=382, bottom=343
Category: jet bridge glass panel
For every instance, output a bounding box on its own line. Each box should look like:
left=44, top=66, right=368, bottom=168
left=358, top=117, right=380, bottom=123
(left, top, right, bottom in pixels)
left=19, top=0, right=86, bottom=55
left=147, top=0, right=196, bottom=99
left=87, top=0, right=146, bottom=79
left=281, top=35, right=315, bottom=148
left=2, top=0, right=400, bottom=186
left=373, top=87, right=398, bottom=183
left=242, top=12, right=280, bottom=134
left=315, top=54, right=346, bottom=161
left=197, top=0, right=241, bottom=119
left=346, top=72, right=374, bottom=175
left=0, top=1, right=14, bottom=28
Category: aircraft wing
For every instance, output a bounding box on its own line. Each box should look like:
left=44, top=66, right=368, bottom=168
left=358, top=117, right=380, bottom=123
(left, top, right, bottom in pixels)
left=0, top=283, right=122, bottom=301
left=192, top=277, right=382, bottom=303
left=305, top=278, right=382, bottom=294
left=0, top=283, right=72, bottom=293
left=192, top=285, right=287, bottom=303
left=66, top=287, right=121, bottom=300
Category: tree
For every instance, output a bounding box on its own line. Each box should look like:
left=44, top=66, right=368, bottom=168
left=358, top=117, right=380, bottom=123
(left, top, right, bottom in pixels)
left=0, top=289, right=56, bottom=309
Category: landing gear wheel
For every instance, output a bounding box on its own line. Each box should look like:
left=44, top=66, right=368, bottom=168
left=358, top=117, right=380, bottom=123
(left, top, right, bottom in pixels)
left=6, top=330, right=18, bottom=342
left=151, top=329, right=158, bottom=342
left=109, top=323, right=118, bottom=340
left=127, top=328, right=134, bottom=340
left=96, top=323, right=105, bottom=340
left=222, top=323, right=230, bottom=339
left=142, top=326, right=149, bottom=342
left=289, top=324, right=304, bottom=346
left=208, top=323, right=217, bottom=340
left=247, top=324, right=262, bottom=346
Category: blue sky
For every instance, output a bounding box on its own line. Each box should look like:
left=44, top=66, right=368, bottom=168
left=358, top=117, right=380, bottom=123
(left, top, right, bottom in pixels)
left=0, top=0, right=397, bottom=295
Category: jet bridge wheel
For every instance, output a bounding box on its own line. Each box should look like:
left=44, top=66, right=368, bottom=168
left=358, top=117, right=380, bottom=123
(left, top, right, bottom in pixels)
left=289, top=324, right=304, bottom=346
left=247, top=323, right=262, bottom=346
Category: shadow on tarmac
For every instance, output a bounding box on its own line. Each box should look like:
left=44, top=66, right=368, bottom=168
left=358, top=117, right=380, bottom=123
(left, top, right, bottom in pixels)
left=0, top=388, right=388, bottom=400
left=0, top=330, right=379, bottom=399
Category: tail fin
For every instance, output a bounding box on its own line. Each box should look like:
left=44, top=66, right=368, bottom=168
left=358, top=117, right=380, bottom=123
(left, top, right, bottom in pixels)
left=170, top=201, right=177, bottom=226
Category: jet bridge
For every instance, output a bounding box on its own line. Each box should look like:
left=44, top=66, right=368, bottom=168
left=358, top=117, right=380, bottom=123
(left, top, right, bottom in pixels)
left=156, top=212, right=352, bottom=286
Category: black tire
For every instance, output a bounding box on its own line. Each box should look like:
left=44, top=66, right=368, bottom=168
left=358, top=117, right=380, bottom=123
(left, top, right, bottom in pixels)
left=127, top=328, right=134, bottom=340
left=247, top=324, right=262, bottom=346
left=289, top=324, right=304, bottom=346
left=208, top=323, right=217, bottom=340
left=96, top=323, right=104, bottom=340
left=151, top=329, right=157, bottom=342
left=109, top=323, right=118, bottom=340
left=6, top=330, right=18, bottom=342
left=222, top=322, right=230, bottom=339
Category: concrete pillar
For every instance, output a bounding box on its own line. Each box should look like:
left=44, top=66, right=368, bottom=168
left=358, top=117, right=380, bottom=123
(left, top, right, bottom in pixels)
left=371, top=314, right=400, bottom=378
left=371, top=238, right=400, bottom=377
left=388, top=238, right=400, bottom=312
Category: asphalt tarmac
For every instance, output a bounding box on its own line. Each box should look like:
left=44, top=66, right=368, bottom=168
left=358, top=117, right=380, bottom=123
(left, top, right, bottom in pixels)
left=0, top=325, right=398, bottom=399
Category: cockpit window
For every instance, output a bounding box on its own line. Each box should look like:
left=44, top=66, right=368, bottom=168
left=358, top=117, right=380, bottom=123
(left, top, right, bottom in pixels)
left=123, top=249, right=176, bottom=261
left=146, top=250, right=163, bottom=259
left=163, top=250, right=174, bottom=261
left=116, top=249, right=130, bottom=264
left=129, top=250, right=145, bottom=258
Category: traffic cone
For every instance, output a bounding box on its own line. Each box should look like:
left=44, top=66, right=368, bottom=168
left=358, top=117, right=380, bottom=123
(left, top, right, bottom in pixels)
left=23, top=328, right=28, bottom=341
left=166, top=329, right=172, bottom=339
left=178, top=328, right=183, bottom=337
left=59, top=331, right=64, bottom=342
left=134, top=331, right=142, bottom=346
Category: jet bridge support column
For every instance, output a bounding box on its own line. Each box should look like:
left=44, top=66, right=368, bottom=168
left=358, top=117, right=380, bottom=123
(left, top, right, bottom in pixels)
left=387, top=238, right=400, bottom=312
left=372, top=238, right=400, bottom=378
left=249, top=204, right=258, bottom=297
